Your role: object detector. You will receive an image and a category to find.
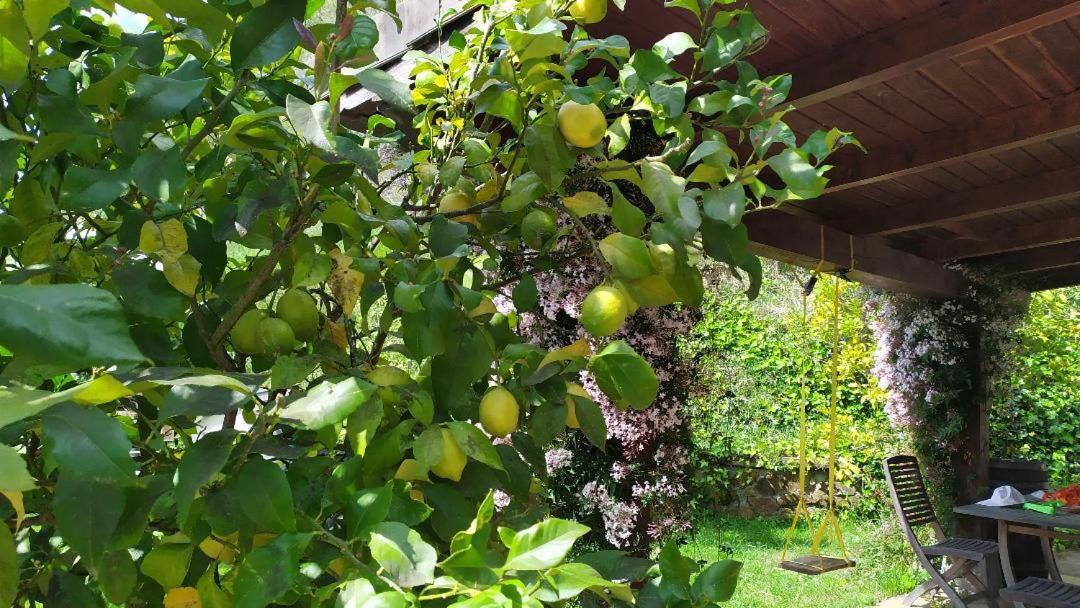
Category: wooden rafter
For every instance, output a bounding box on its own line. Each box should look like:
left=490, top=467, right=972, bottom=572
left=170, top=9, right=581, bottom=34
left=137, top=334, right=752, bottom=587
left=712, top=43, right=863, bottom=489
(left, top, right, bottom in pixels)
left=1022, top=265, right=1080, bottom=291
left=980, top=242, right=1080, bottom=276
left=916, top=216, right=1080, bottom=261
left=773, top=0, right=1080, bottom=108
left=743, top=211, right=967, bottom=298
left=823, top=90, right=1080, bottom=192
left=834, top=166, right=1080, bottom=236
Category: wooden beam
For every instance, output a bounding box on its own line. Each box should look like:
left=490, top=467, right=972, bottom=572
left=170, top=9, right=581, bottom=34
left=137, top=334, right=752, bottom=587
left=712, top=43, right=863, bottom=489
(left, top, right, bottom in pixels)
left=918, top=215, right=1080, bottom=261
left=836, top=167, right=1080, bottom=236
left=980, top=242, right=1080, bottom=275
left=824, top=90, right=1080, bottom=192
left=775, top=0, right=1080, bottom=108
left=743, top=210, right=967, bottom=298
left=1023, top=265, right=1080, bottom=291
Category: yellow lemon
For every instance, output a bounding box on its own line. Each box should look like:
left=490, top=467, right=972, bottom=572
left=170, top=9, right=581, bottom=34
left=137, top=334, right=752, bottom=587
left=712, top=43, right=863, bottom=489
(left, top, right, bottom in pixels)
left=430, top=428, right=467, bottom=482
left=438, top=189, right=479, bottom=227
left=164, top=587, right=202, bottom=608
left=479, top=385, right=520, bottom=438
left=557, top=101, right=607, bottom=148
left=569, top=0, right=608, bottom=23
left=565, top=382, right=589, bottom=428
left=580, top=284, right=630, bottom=337
left=198, top=536, right=236, bottom=564
left=276, top=288, right=319, bottom=341
left=230, top=309, right=268, bottom=354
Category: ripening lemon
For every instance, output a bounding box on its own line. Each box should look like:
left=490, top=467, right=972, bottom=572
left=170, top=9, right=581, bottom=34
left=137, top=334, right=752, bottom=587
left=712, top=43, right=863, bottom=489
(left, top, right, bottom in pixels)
left=163, top=587, right=202, bottom=608
left=276, top=288, right=319, bottom=341
left=230, top=309, right=268, bottom=353
left=522, top=209, right=557, bottom=250
left=328, top=557, right=347, bottom=577
left=438, top=189, right=479, bottom=227
left=479, top=386, right=520, bottom=438
left=580, top=284, right=630, bottom=337
left=256, top=317, right=296, bottom=355
left=565, top=382, right=589, bottom=428
left=557, top=101, right=607, bottom=148
left=568, top=0, right=608, bottom=23
left=198, top=536, right=237, bottom=564
left=430, top=428, right=467, bottom=482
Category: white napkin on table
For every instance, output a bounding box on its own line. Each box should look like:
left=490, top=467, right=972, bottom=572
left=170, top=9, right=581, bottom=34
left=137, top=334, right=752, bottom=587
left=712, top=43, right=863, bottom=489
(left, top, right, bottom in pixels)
left=977, top=485, right=1026, bottom=507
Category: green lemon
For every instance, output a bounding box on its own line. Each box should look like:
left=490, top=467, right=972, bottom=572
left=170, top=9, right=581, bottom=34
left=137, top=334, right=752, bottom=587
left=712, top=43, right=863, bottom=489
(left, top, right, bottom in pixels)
left=0, top=215, right=27, bottom=247
left=580, top=284, right=630, bottom=337
left=430, top=428, right=467, bottom=482
left=522, top=209, right=557, bottom=250
left=479, top=385, right=520, bottom=438
left=276, top=288, right=319, bottom=341
left=557, top=101, right=607, bottom=148
left=256, top=317, right=296, bottom=355
left=230, top=309, right=268, bottom=354
left=568, top=0, right=608, bottom=23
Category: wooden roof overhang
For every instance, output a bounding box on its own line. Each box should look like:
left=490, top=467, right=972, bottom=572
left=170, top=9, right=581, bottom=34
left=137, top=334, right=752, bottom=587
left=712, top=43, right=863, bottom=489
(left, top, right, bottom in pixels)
left=593, top=0, right=1080, bottom=298
left=345, top=0, right=1080, bottom=298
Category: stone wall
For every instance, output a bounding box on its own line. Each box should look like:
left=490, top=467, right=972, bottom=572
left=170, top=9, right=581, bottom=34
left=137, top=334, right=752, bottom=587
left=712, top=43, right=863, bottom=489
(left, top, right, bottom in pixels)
left=695, top=462, right=860, bottom=518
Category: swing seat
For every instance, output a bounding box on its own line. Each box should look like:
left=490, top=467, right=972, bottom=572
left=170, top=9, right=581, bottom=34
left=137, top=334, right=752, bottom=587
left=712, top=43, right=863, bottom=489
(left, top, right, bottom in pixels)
left=779, top=554, right=855, bottom=575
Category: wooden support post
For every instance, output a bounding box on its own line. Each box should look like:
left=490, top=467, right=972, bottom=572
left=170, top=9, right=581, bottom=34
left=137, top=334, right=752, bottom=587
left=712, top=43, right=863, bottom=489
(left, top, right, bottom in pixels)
left=953, top=323, right=991, bottom=538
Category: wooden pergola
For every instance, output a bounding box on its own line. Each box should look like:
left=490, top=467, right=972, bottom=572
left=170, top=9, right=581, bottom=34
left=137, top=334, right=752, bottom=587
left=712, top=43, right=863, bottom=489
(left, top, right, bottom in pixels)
left=347, top=0, right=1080, bottom=505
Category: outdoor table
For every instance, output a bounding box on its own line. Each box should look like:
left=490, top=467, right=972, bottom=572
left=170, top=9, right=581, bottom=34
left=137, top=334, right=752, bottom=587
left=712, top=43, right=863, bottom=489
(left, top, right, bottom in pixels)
left=954, top=503, right=1080, bottom=586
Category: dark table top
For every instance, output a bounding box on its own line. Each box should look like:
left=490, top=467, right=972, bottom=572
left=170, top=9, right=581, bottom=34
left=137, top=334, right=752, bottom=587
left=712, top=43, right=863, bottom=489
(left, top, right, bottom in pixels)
left=954, top=503, right=1080, bottom=530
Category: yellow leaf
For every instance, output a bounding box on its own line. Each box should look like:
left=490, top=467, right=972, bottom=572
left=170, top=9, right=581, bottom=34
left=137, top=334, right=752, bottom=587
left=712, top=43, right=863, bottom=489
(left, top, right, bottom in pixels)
left=328, top=250, right=364, bottom=317
left=159, top=218, right=188, bottom=261
left=139, top=220, right=164, bottom=253
left=163, top=254, right=202, bottom=297
left=73, top=374, right=134, bottom=405
left=1, top=491, right=25, bottom=530
left=561, top=191, right=609, bottom=218
left=538, top=338, right=592, bottom=370
left=327, top=320, right=348, bottom=350
left=163, top=586, right=202, bottom=608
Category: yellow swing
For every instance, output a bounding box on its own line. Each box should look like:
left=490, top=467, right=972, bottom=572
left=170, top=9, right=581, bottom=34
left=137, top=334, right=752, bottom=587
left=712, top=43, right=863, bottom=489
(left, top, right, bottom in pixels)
left=778, top=231, right=856, bottom=575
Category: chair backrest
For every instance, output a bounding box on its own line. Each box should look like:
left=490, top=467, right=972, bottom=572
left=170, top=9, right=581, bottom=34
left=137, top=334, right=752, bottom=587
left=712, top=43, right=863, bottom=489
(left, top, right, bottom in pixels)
left=883, top=455, right=944, bottom=543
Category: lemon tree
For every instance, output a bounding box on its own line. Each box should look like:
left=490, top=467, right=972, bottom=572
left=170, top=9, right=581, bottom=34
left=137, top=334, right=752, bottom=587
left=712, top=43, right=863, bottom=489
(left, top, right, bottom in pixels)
left=0, top=0, right=854, bottom=605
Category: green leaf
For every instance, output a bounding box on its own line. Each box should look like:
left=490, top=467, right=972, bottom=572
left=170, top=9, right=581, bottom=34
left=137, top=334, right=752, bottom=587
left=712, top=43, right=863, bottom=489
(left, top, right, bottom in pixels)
left=368, top=521, right=437, bottom=587
left=98, top=550, right=138, bottom=604
left=174, top=430, right=236, bottom=526
left=535, top=562, right=614, bottom=602
left=587, top=340, right=659, bottom=410
left=286, top=95, right=333, bottom=151
left=512, top=273, right=538, bottom=312
left=59, top=167, right=129, bottom=211
left=447, top=421, right=504, bottom=471
left=231, top=0, right=306, bottom=69
left=0, top=522, right=16, bottom=607
left=358, top=68, right=414, bottom=113
left=475, top=83, right=523, bottom=132
left=233, top=533, right=313, bottom=608
left=639, top=160, right=685, bottom=218
left=139, top=542, right=193, bottom=590
left=429, top=215, right=468, bottom=257
left=502, top=171, right=547, bottom=212
left=0, top=444, right=35, bottom=492
left=25, top=0, right=68, bottom=39
left=231, top=458, right=296, bottom=533
left=524, top=117, right=575, bottom=190
left=270, top=355, right=318, bottom=390
left=160, top=384, right=251, bottom=419
left=658, top=539, right=696, bottom=601
left=113, top=259, right=188, bottom=321
left=691, top=559, right=742, bottom=602
left=766, top=148, right=826, bottom=199
left=607, top=114, right=631, bottom=157
left=280, top=377, right=377, bottom=430
left=598, top=233, right=655, bottom=280
left=702, top=182, right=746, bottom=227
left=570, top=396, right=606, bottom=452
left=43, top=404, right=136, bottom=485
left=501, top=518, right=589, bottom=571
left=653, top=32, right=697, bottom=59
left=345, top=485, right=391, bottom=539
left=345, top=395, right=383, bottom=457
left=336, top=13, right=379, bottom=60
left=629, top=49, right=679, bottom=82
left=562, top=191, right=609, bottom=218
left=610, top=183, right=647, bottom=237
left=125, top=75, right=209, bottom=123
left=132, top=147, right=187, bottom=202
left=53, top=475, right=126, bottom=571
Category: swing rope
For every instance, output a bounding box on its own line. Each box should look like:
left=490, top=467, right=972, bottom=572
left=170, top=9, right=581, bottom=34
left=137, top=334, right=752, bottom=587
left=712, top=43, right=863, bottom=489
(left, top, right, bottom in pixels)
left=778, top=229, right=855, bottom=574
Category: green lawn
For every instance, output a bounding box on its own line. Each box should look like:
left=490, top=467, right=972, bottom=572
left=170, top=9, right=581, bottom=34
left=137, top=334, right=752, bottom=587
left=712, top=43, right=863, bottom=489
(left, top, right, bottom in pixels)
left=677, top=513, right=926, bottom=608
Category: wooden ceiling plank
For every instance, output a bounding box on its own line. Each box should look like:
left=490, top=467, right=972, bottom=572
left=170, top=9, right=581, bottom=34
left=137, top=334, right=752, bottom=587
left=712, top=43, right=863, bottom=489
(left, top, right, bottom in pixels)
left=773, top=0, right=1080, bottom=107
left=978, top=241, right=1080, bottom=274
left=743, top=210, right=968, bottom=298
left=825, top=89, right=1080, bottom=191
left=839, top=166, right=1080, bottom=236
left=918, top=215, right=1080, bottom=260
left=1022, top=264, right=1080, bottom=290
left=992, top=34, right=1076, bottom=97
left=858, top=82, right=948, bottom=133
left=952, top=47, right=1044, bottom=109
left=919, top=56, right=1011, bottom=116
left=1027, top=21, right=1080, bottom=89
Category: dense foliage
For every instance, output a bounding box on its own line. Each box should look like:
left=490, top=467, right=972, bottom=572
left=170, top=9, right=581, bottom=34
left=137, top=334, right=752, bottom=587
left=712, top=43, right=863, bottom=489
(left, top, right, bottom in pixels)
left=991, top=287, right=1080, bottom=486
left=679, top=262, right=902, bottom=516
left=0, top=0, right=856, bottom=605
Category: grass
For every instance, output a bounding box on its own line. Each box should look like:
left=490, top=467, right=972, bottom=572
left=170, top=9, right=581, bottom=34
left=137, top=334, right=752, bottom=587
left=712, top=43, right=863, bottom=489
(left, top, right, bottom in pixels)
left=677, top=513, right=926, bottom=608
